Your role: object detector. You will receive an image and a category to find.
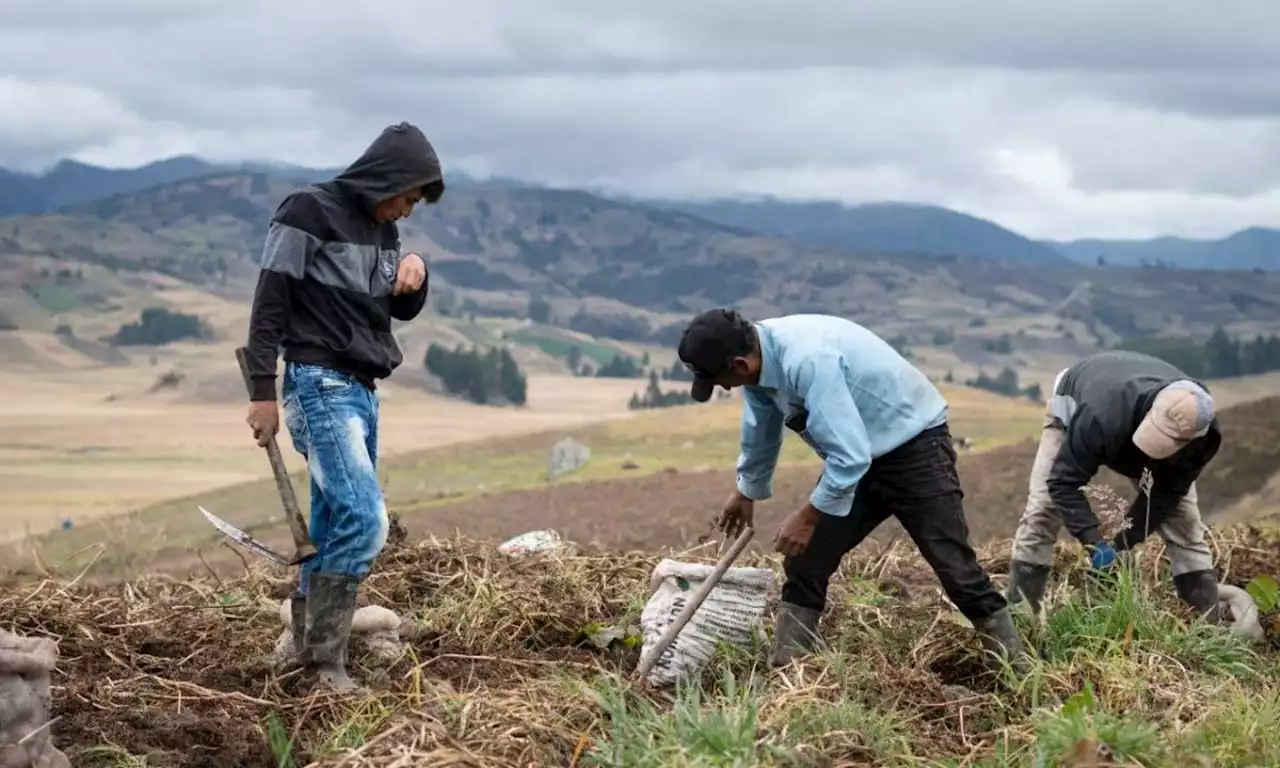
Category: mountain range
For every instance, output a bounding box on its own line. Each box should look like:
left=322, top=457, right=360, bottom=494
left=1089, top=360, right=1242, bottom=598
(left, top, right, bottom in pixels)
left=1, top=156, right=1275, bottom=271
left=3, top=156, right=1279, bottom=391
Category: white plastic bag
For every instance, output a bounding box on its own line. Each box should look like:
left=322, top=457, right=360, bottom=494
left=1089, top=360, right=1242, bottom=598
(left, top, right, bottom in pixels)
left=638, top=558, right=773, bottom=687
left=498, top=529, right=568, bottom=557
left=1218, top=583, right=1265, bottom=642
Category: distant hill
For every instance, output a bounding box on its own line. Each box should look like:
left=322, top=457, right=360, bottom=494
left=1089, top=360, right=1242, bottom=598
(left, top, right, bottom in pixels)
left=1049, top=227, right=1280, bottom=271
left=0, top=157, right=526, bottom=218
left=2, top=157, right=257, bottom=216
left=647, top=198, right=1071, bottom=265
left=5, top=155, right=1277, bottom=272
left=3, top=171, right=1280, bottom=389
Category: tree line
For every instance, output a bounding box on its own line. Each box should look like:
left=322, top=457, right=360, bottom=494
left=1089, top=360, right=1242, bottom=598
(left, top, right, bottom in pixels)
left=564, top=346, right=652, bottom=379
left=629, top=370, right=695, bottom=410
left=960, top=367, right=1043, bottom=402
left=113, top=307, right=211, bottom=346
left=424, top=343, right=527, bottom=406
left=1118, top=327, right=1280, bottom=380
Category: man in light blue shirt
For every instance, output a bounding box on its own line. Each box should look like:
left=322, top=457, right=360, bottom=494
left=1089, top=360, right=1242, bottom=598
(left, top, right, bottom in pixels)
left=677, top=308, right=1025, bottom=671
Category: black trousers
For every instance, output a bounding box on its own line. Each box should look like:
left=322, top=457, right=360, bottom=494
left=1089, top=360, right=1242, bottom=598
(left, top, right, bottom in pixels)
left=781, top=423, right=1007, bottom=622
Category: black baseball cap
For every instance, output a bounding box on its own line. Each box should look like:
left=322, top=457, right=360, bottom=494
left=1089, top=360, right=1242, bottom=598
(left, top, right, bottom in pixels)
left=677, top=308, right=756, bottom=402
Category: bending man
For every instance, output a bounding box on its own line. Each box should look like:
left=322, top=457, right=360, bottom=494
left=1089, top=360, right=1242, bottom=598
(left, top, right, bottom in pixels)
left=1006, top=350, right=1222, bottom=622
left=677, top=309, right=1026, bottom=670
left=243, top=122, right=445, bottom=693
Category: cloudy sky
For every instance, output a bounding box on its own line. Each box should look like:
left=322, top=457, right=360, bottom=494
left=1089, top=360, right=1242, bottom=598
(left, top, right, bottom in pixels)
left=1, top=0, right=1277, bottom=240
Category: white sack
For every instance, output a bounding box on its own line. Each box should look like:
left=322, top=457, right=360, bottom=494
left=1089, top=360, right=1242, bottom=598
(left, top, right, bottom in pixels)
left=1217, top=583, right=1265, bottom=643
left=638, top=558, right=773, bottom=687
left=498, top=529, right=569, bottom=557
left=0, top=629, right=70, bottom=768
left=272, top=601, right=406, bottom=666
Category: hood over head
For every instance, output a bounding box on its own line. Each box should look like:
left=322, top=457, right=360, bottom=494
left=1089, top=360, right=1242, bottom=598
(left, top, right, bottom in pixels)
left=331, top=121, right=445, bottom=214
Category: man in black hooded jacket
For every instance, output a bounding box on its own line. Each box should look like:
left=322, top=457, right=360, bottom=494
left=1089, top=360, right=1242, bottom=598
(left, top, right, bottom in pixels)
left=1005, top=350, right=1222, bottom=623
left=243, top=121, right=444, bottom=693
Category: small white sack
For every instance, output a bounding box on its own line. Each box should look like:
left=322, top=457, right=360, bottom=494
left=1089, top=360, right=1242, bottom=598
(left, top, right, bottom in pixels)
left=638, top=558, right=773, bottom=687
left=1218, top=583, right=1265, bottom=643
left=499, top=529, right=567, bottom=557
left=271, top=600, right=407, bottom=665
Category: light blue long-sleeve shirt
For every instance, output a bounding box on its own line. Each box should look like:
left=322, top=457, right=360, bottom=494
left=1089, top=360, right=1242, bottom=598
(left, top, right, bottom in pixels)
left=735, top=314, right=949, bottom=517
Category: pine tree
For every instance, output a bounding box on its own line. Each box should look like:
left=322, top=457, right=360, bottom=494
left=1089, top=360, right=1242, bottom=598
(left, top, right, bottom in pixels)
left=1204, top=327, right=1241, bottom=378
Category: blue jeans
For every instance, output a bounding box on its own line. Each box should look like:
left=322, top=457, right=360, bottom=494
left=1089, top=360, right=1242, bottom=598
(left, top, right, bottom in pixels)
left=281, top=362, right=388, bottom=594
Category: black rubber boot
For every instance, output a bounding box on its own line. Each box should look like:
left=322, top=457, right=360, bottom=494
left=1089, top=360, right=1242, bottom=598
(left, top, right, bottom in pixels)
left=1173, top=570, right=1221, bottom=624
left=1005, top=560, right=1052, bottom=617
left=769, top=602, right=823, bottom=667
left=973, top=607, right=1030, bottom=675
left=305, top=571, right=367, bottom=695
left=290, top=591, right=307, bottom=658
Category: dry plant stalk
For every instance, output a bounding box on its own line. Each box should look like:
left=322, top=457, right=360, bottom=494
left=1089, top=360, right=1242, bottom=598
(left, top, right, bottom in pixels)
left=1082, top=483, right=1136, bottom=542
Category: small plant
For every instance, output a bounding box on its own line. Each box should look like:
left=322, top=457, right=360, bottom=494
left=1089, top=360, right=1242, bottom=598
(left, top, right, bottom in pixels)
left=313, top=700, right=396, bottom=758
left=1246, top=574, right=1280, bottom=613
left=262, top=711, right=296, bottom=768
left=1031, top=681, right=1164, bottom=766
left=583, top=665, right=763, bottom=767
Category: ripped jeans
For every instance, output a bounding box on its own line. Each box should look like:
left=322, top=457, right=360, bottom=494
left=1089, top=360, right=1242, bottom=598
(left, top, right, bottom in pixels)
left=282, top=362, right=388, bottom=594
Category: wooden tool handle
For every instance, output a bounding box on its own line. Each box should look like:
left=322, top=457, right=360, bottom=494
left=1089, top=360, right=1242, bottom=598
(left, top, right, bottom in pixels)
left=236, top=346, right=316, bottom=562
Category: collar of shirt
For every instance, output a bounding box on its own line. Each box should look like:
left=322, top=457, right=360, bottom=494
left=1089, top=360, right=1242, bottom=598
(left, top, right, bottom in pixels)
left=754, top=322, right=786, bottom=392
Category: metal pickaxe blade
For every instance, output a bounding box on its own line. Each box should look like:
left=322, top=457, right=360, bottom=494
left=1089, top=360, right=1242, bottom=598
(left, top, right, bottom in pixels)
left=199, top=505, right=301, bottom=566
left=200, top=505, right=309, bottom=658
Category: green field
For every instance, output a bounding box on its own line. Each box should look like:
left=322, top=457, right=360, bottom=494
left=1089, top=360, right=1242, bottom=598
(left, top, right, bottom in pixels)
left=508, top=327, right=626, bottom=366
left=24, top=282, right=82, bottom=314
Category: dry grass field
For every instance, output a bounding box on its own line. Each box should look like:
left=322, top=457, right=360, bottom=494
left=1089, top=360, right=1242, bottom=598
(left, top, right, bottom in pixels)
left=1, top=381, right=1048, bottom=576
left=0, top=363, right=645, bottom=543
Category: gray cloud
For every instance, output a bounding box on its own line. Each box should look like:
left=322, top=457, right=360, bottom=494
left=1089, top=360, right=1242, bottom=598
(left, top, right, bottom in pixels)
left=0, top=0, right=1277, bottom=239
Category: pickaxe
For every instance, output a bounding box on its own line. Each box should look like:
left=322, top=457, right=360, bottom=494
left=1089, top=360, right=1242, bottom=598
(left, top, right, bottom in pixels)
left=199, top=346, right=318, bottom=655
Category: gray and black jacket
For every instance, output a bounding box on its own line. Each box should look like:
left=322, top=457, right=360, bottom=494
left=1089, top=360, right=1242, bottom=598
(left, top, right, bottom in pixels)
left=1046, top=350, right=1222, bottom=547
left=244, top=122, right=444, bottom=401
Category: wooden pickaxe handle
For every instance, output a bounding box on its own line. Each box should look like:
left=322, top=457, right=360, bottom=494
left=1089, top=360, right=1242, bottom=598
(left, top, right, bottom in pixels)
left=236, top=346, right=317, bottom=565
left=634, top=526, right=755, bottom=682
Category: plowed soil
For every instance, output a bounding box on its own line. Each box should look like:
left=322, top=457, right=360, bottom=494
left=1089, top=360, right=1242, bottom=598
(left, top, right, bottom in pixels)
left=401, top=395, right=1280, bottom=553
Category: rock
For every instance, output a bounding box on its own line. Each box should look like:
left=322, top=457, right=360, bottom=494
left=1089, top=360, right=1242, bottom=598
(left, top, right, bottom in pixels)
left=0, top=629, right=70, bottom=768
left=547, top=438, right=590, bottom=481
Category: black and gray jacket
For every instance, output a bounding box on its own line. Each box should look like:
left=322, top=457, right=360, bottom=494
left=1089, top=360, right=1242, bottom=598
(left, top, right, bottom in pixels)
left=244, top=122, right=445, bottom=401
left=1046, top=350, right=1222, bottom=547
